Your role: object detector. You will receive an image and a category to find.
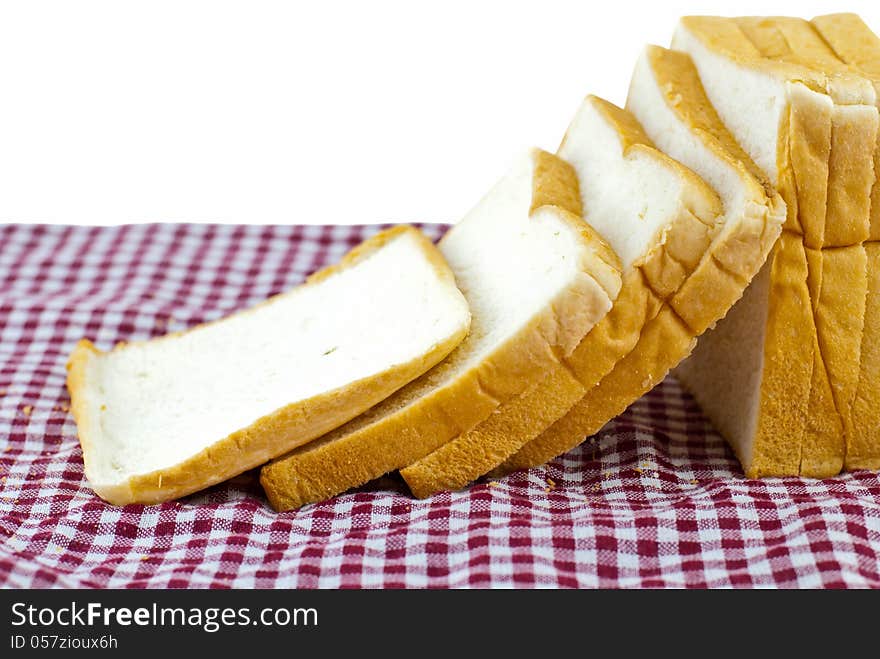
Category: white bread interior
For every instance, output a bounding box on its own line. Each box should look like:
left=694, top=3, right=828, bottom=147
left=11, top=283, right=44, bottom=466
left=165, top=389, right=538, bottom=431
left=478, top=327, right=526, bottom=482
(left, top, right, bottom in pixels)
left=260, top=149, right=622, bottom=511
left=398, top=96, right=721, bottom=498
left=67, top=225, right=471, bottom=505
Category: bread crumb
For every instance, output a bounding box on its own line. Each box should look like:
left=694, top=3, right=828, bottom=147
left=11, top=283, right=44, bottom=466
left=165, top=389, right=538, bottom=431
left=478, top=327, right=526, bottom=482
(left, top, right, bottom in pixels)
left=140, top=555, right=150, bottom=561
left=487, top=481, right=500, bottom=488
left=0, top=389, right=6, bottom=396
left=22, top=405, right=32, bottom=417
left=634, top=467, right=643, bottom=474
left=689, top=478, right=699, bottom=485
left=546, top=477, right=556, bottom=488
left=100, top=404, right=107, bottom=412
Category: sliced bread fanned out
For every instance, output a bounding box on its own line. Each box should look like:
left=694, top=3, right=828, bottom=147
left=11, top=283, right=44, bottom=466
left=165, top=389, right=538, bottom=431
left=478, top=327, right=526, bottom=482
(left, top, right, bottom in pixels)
left=672, top=16, right=877, bottom=476
left=502, top=45, right=785, bottom=473
left=399, top=96, right=721, bottom=498
left=811, top=12, right=880, bottom=470
left=260, top=149, right=622, bottom=511
left=67, top=225, right=471, bottom=505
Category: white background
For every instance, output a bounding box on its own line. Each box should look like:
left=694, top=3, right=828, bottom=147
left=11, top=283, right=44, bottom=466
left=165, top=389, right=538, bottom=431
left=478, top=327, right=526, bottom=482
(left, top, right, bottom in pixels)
left=1, top=0, right=877, bottom=226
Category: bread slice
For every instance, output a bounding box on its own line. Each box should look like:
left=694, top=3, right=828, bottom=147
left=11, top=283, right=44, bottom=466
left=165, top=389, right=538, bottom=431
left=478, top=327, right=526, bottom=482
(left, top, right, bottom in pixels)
left=502, top=45, right=785, bottom=473
left=399, top=96, right=721, bottom=498
left=260, top=149, right=622, bottom=511
left=672, top=16, right=876, bottom=476
left=811, top=12, right=880, bottom=470
left=67, top=225, right=471, bottom=505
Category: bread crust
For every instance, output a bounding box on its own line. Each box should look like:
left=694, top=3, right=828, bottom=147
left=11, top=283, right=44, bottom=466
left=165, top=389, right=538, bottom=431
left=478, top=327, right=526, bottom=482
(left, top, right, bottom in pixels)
left=260, top=149, right=623, bottom=511
left=67, top=225, right=470, bottom=506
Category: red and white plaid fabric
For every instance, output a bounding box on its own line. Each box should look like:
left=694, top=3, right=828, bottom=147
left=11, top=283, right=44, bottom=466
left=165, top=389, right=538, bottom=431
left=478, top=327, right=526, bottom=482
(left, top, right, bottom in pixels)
left=0, top=223, right=878, bottom=588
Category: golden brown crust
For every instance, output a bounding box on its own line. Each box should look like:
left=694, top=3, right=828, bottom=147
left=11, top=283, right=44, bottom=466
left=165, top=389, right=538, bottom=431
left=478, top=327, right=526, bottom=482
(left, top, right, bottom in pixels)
left=848, top=244, right=880, bottom=469
left=399, top=349, right=585, bottom=499
left=784, top=85, right=843, bottom=476
left=66, top=225, right=470, bottom=506
left=811, top=12, right=880, bottom=471
left=747, top=232, right=815, bottom=476
left=502, top=304, right=693, bottom=473
left=738, top=16, right=876, bottom=475
left=396, top=99, right=723, bottom=499
left=261, top=149, right=622, bottom=511
left=811, top=14, right=880, bottom=77
left=399, top=268, right=659, bottom=497
left=531, top=149, right=583, bottom=218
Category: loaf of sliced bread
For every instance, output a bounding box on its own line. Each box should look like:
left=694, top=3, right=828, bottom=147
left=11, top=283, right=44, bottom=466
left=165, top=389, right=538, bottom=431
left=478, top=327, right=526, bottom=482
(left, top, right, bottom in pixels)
left=502, top=45, right=785, bottom=473
left=67, top=225, right=471, bottom=505
left=260, top=149, right=622, bottom=511
left=810, top=13, right=880, bottom=470
left=399, top=96, right=721, bottom=498
left=672, top=16, right=877, bottom=476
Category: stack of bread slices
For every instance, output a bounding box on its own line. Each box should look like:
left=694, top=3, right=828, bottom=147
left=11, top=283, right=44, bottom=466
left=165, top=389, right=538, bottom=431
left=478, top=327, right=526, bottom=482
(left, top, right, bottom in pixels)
left=67, top=13, right=880, bottom=509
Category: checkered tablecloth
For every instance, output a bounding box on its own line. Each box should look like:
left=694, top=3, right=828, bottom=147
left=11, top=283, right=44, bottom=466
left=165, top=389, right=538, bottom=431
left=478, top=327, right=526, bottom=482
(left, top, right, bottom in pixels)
left=1, top=223, right=878, bottom=589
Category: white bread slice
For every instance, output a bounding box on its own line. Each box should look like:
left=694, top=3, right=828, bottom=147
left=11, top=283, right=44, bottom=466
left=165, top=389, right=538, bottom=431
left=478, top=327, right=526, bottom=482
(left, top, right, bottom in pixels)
left=399, top=97, right=721, bottom=498
left=502, top=45, right=785, bottom=473
left=734, top=16, right=876, bottom=474
left=66, top=225, right=471, bottom=505
left=673, top=16, right=876, bottom=476
left=260, top=149, right=622, bottom=511
left=812, top=13, right=880, bottom=470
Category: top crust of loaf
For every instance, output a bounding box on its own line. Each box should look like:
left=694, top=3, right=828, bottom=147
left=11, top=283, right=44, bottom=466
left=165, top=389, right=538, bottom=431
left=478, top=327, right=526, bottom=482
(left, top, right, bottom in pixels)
left=673, top=16, right=844, bottom=94
left=260, top=149, right=622, bottom=511
left=67, top=225, right=471, bottom=505
left=812, top=14, right=880, bottom=79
